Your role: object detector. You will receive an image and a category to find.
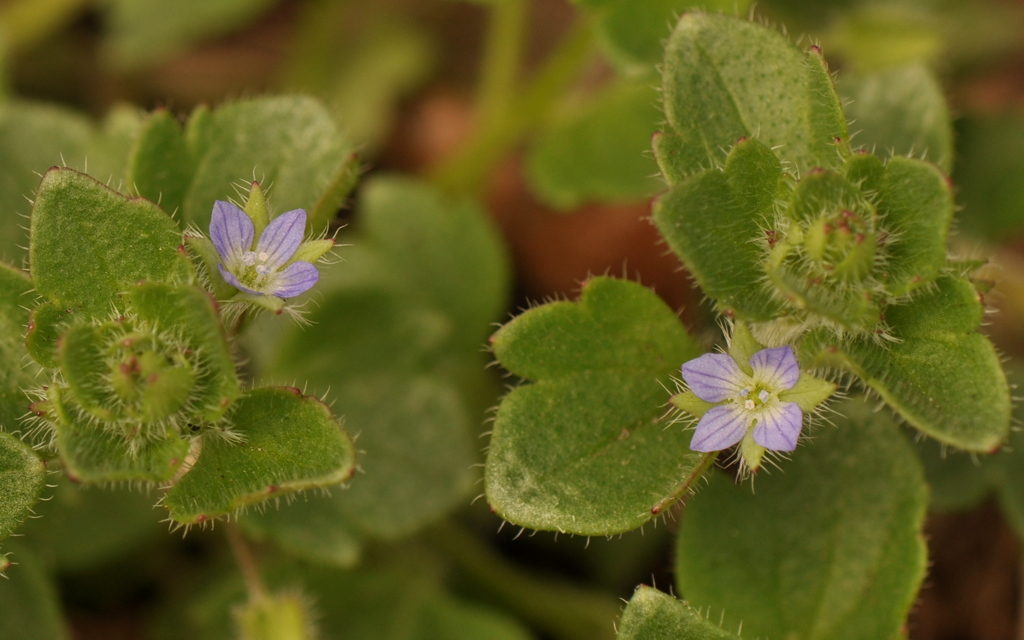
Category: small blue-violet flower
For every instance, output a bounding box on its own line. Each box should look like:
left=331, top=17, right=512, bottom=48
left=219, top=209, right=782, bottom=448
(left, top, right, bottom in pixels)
left=681, top=346, right=803, bottom=455
left=210, top=200, right=319, bottom=298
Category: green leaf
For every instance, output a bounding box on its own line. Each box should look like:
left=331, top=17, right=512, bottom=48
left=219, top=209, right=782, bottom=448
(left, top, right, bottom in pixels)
left=912, top=433, right=995, bottom=513
left=0, top=542, right=69, bottom=640
left=126, top=109, right=196, bottom=217
left=240, top=495, right=362, bottom=568
left=526, top=81, right=663, bottom=209
left=0, top=263, right=39, bottom=429
left=104, top=0, right=277, bottom=69
left=590, top=0, right=751, bottom=75
left=163, top=387, right=355, bottom=525
left=51, top=384, right=190, bottom=484
left=26, top=302, right=73, bottom=369
left=29, top=169, right=193, bottom=317
left=16, top=478, right=163, bottom=572
left=953, top=114, right=1024, bottom=241
left=840, top=64, right=953, bottom=174
left=805, top=277, right=1010, bottom=451
left=617, top=586, right=742, bottom=640
left=181, top=96, right=356, bottom=235
left=993, top=428, right=1024, bottom=539
left=0, top=432, right=45, bottom=547
left=676, top=400, right=928, bottom=640
left=246, top=177, right=509, bottom=548
left=875, top=157, right=953, bottom=296
left=486, top=277, right=702, bottom=535
left=652, top=137, right=785, bottom=321
left=657, top=13, right=847, bottom=181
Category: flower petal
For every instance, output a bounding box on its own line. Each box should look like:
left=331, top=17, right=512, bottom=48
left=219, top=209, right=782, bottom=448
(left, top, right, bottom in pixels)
left=218, top=264, right=260, bottom=296
left=749, top=346, right=800, bottom=391
left=210, top=201, right=254, bottom=263
left=681, top=353, right=749, bottom=402
left=690, top=404, right=750, bottom=452
left=751, top=401, right=803, bottom=451
left=268, top=261, right=319, bottom=298
left=256, top=209, right=307, bottom=269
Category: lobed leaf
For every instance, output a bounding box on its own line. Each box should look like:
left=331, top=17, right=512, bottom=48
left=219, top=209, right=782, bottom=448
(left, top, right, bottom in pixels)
left=163, top=387, right=355, bottom=525
left=486, top=276, right=702, bottom=535
left=804, top=277, right=1010, bottom=451
left=653, top=137, right=785, bottom=321
left=676, top=400, right=928, bottom=640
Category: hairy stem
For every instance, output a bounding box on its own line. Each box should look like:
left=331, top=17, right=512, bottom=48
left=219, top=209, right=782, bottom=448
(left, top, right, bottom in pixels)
left=427, top=523, right=621, bottom=640
left=474, top=0, right=528, bottom=133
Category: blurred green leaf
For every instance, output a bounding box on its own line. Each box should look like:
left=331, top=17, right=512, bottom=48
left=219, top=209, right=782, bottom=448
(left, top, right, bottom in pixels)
left=676, top=400, right=927, bottom=640
left=0, top=101, right=143, bottom=264
left=954, top=115, right=1024, bottom=242
left=840, top=64, right=953, bottom=173
left=826, top=6, right=943, bottom=71
left=617, top=586, right=741, bottom=639
left=126, top=109, right=196, bottom=217
left=912, top=434, right=995, bottom=513
left=586, top=0, right=751, bottom=75
left=244, top=177, right=507, bottom=555
left=657, top=13, right=848, bottom=181
left=104, top=0, right=277, bottom=70
left=164, top=387, right=356, bottom=525
left=527, top=81, right=663, bottom=209
left=180, top=96, right=356, bottom=235
left=487, top=276, right=702, bottom=535
left=18, top=478, right=163, bottom=572
left=0, top=542, right=69, bottom=639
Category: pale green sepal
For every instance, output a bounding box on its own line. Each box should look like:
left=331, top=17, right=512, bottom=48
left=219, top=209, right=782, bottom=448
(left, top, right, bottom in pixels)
left=670, top=391, right=713, bottom=419
left=727, top=321, right=762, bottom=373
left=243, top=181, right=270, bottom=234
left=291, top=239, right=335, bottom=263
left=236, top=292, right=286, bottom=314
left=781, top=374, right=836, bottom=413
left=739, top=436, right=767, bottom=472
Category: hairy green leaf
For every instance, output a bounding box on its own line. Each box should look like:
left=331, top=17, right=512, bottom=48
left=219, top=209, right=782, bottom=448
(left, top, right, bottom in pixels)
left=653, top=137, right=785, bottom=321
left=0, top=433, right=45, bottom=549
left=618, top=587, right=741, bottom=640
left=29, top=169, right=192, bottom=318
left=163, top=387, right=355, bottom=525
left=487, top=277, right=701, bottom=535
left=657, top=13, right=847, bottom=181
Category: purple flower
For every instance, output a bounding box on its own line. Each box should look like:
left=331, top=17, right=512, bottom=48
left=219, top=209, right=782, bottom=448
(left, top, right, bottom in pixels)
left=681, top=346, right=803, bottom=454
left=209, top=201, right=319, bottom=298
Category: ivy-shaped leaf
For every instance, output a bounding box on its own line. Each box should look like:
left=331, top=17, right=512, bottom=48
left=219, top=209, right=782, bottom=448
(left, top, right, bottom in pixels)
left=163, top=387, right=356, bottom=525
left=486, top=276, right=702, bottom=535
left=676, top=400, right=928, bottom=640
left=804, top=277, right=1010, bottom=451
left=653, top=137, right=785, bottom=321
